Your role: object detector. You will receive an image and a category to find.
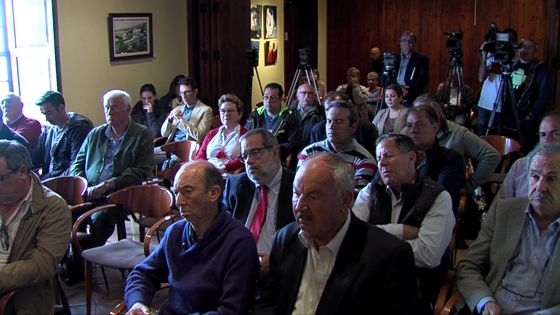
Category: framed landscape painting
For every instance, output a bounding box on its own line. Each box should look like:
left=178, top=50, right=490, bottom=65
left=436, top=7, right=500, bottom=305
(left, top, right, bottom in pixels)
left=108, top=13, right=153, bottom=62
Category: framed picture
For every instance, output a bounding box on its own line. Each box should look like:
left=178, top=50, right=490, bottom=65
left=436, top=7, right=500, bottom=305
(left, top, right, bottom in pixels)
left=108, top=13, right=153, bottom=62
left=264, top=41, right=277, bottom=66
left=263, top=6, right=277, bottom=39
left=250, top=5, right=262, bottom=40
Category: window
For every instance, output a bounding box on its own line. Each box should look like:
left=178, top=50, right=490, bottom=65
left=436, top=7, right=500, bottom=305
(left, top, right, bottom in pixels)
left=0, top=0, right=58, bottom=123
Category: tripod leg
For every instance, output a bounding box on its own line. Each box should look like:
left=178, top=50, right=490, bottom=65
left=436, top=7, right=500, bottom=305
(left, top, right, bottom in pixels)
left=286, top=69, right=302, bottom=104
left=304, top=68, right=321, bottom=103
left=486, top=76, right=506, bottom=136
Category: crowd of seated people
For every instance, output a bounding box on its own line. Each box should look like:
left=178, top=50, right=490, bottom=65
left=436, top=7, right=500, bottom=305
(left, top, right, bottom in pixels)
left=1, top=28, right=558, bottom=315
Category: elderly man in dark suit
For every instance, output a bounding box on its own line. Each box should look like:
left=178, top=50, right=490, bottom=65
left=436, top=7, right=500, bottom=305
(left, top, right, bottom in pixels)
left=223, top=128, right=294, bottom=275
left=253, top=153, right=417, bottom=314
left=457, top=143, right=560, bottom=315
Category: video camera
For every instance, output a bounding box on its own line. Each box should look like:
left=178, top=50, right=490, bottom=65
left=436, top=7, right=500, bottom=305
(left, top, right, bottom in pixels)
left=383, top=52, right=397, bottom=72
left=444, top=31, right=463, bottom=62
left=298, top=48, right=311, bottom=68
left=481, top=23, right=520, bottom=66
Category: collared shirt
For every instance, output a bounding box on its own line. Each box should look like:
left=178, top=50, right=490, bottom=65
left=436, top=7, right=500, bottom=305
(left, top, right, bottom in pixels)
left=244, top=166, right=282, bottom=252
left=397, top=53, right=411, bottom=85
left=352, top=182, right=455, bottom=268
left=476, top=207, right=560, bottom=314
left=98, top=121, right=129, bottom=184
left=293, top=210, right=351, bottom=315
left=263, top=110, right=281, bottom=133
left=174, top=104, right=194, bottom=141
left=0, top=179, right=33, bottom=265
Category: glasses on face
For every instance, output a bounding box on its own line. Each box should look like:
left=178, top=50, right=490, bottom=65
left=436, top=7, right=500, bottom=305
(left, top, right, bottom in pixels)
left=538, top=130, right=560, bottom=138
left=298, top=91, right=314, bottom=95
left=219, top=108, right=237, bottom=114
left=406, top=122, right=427, bottom=130
left=263, top=95, right=280, bottom=101
left=104, top=105, right=126, bottom=113
left=239, top=146, right=272, bottom=161
left=0, top=167, right=18, bottom=183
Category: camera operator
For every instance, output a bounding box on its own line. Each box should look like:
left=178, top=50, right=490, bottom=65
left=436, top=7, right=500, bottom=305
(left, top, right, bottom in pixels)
left=475, top=27, right=517, bottom=136
left=396, top=31, right=430, bottom=107
left=510, top=38, right=552, bottom=152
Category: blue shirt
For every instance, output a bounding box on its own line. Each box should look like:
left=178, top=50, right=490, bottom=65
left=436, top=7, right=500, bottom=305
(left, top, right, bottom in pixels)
left=98, top=121, right=129, bottom=184
left=173, top=106, right=194, bottom=141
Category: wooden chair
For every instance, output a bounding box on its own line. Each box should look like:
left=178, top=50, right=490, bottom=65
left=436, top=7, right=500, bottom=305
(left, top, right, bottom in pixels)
left=480, top=135, right=522, bottom=175
left=109, top=214, right=180, bottom=315
left=434, top=272, right=464, bottom=315
left=42, top=175, right=93, bottom=212
left=159, top=140, right=200, bottom=163
left=71, top=185, right=175, bottom=315
left=0, top=291, right=14, bottom=315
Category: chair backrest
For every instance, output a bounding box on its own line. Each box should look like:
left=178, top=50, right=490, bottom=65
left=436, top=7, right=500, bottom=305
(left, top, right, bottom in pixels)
left=160, top=140, right=200, bottom=162
left=0, top=291, right=14, bottom=315
left=480, top=135, right=522, bottom=156
left=107, top=184, right=174, bottom=218
left=42, top=175, right=88, bottom=205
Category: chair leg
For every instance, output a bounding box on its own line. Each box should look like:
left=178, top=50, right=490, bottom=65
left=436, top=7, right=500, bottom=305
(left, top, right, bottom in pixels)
left=100, top=266, right=109, bottom=293
left=85, top=261, right=92, bottom=315
left=54, top=275, right=72, bottom=315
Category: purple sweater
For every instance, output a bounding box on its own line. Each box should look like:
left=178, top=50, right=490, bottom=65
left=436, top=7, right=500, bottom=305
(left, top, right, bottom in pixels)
left=125, top=209, right=260, bottom=314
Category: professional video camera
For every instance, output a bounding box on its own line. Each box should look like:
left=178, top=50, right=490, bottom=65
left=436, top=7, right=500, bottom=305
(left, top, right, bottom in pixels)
left=298, top=48, right=311, bottom=67
left=444, top=31, right=463, bottom=61
left=383, top=52, right=397, bottom=71
left=481, top=23, right=520, bottom=66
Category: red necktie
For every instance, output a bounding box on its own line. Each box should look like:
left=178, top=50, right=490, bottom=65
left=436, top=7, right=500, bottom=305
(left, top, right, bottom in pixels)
left=250, top=185, right=268, bottom=241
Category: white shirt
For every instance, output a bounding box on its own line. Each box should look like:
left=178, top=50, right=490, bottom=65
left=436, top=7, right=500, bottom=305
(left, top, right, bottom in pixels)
left=244, top=166, right=282, bottom=252
left=292, top=210, right=351, bottom=315
left=352, top=182, right=455, bottom=268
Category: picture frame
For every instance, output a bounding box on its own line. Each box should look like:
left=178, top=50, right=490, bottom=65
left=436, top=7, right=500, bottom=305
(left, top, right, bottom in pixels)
left=108, top=13, right=153, bottom=62
left=263, top=6, right=277, bottom=39
left=250, top=5, right=262, bottom=40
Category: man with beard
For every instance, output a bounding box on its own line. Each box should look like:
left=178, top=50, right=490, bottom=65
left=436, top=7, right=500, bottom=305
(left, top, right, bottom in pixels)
left=457, top=143, right=560, bottom=314
left=223, top=128, right=295, bottom=275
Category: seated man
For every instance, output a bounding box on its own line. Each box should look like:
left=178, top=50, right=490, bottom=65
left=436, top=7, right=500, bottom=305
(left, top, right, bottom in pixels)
left=0, top=140, right=70, bottom=314
left=497, top=111, right=560, bottom=199
left=353, top=133, right=455, bottom=312
left=414, top=94, right=500, bottom=192
left=70, top=89, right=153, bottom=247
left=1, top=93, right=42, bottom=146
left=125, top=161, right=259, bottom=314
left=335, top=67, right=368, bottom=106
left=33, top=90, right=93, bottom=179
left=160, top=77, right=213, bottom=143
left=457, top=143, right=560, bottom=314
left=245, top=82, right=301, bottom=166
left=310, top=91, right=377, bottom=155
left=254, top=153, right=417, bottom=314
left=223, top=128, right=294, bottom=274
left=404, top=105, right=466, bottom=213
left=298, top=100, right=376, bottom=189
left=0, top=106, right=29, bottom=151
left=289, top=82, right=324, bottom=148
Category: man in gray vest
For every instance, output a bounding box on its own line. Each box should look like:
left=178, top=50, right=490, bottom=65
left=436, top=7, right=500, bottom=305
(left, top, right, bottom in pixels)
left=352, top=133, right=455, bottom=313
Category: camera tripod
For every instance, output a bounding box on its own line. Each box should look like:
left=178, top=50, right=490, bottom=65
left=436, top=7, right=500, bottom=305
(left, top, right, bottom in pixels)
left=286, top=60, right=320, bottom=106
left=372, top=68, right=397, bottom=117
left=245, top=48, right=264, bottom=113
left=485, top=70, right=520, bottom=137
left=438, top=54, right=467, bottom=122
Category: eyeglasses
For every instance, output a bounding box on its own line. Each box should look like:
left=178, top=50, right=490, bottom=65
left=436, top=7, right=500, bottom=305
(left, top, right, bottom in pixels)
left=239, top=146, right=273, bottom=161
left=406, top=122, right=428, bottom=130
left=263, top=95, right=280, bottom=101
left=219, top=109, right=237, bottom=114
left=538, top=130, right=560, bottom=138
left=0, top=168, right=18, bottom=183
left=104, top=105, right=127, bottom=113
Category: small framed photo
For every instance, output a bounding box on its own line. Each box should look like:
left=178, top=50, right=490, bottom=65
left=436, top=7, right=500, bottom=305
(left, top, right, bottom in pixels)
left=263, top=6, right=277, bottom=39
left=250, top=5, right=262, bottom=40
left=108, top=13, right=153, bottom=62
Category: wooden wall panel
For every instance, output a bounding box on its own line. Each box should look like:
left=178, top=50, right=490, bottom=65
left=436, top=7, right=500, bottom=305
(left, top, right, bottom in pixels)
left=327, top=0, right=549, bottom=97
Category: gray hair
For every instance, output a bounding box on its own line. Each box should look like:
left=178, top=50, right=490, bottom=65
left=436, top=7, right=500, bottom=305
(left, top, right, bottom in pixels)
left=218, top=93, right=244, bottom=114
left=0, top=140, right=32, bottom=172
left=1, top=92, right=21, bottom=105
left=300, top=153, right=355, bottom=198
left=240, top=128, right=280, bottom=148
left=102, top=89, right=132, bottom=109
left=527, top=143, right=560, bottom=170
left=376, top=133, right=417, bottom=155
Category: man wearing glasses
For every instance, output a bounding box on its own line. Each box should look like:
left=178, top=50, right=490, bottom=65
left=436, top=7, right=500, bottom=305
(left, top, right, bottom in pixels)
left=396, top=31, right=430, bottom=106
left=0, top=140, right=70, bottom=314
left=161, top=77, right=213, bottom=143
left=497, top=112, right=560, bottom=200
left=223, top=128, right=295, bottom=275
left=245, top=82, right=301, bottom=168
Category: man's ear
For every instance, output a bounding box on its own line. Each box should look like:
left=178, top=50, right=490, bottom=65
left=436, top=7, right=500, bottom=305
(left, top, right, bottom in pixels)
left=208, top=185, right=222, bottom=202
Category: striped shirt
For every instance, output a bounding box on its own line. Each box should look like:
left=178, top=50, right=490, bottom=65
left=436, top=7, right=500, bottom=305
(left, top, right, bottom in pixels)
left=298, top=139, right=377, bottom=188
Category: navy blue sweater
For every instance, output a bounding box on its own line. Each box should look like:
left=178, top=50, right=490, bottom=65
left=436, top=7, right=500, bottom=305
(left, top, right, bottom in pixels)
left=125, top=209, right=260, bottom=314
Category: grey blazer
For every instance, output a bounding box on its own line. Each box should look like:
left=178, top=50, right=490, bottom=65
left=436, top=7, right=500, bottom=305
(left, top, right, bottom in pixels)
left=457, top=197, right=560, bottom=313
